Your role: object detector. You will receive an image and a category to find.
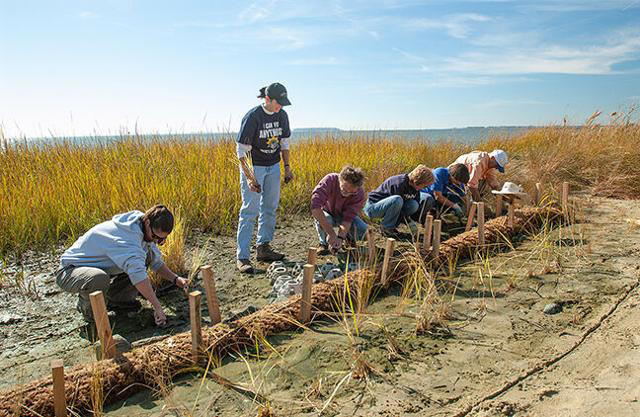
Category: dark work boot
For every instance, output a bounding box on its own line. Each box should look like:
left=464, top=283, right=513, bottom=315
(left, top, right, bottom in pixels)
left=76, top=296, right=94, bottom=322
left=256, top=243, right=285, bottom=262
left=236, top=259, right=254, bottom=273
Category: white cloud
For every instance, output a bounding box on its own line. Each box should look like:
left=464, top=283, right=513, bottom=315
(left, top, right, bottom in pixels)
left=404, top=14, right=491, bottom=39
left=520, top=0, right=639, bottom=13
left=446, top=28, right=640, bottom=75
left=78, top=11, right=98, bottom=19
left=474, top=99, right=546, bottom=109
left=287, top=57, right=339, bottom=66
left=237, top=1, right=275, bottom=22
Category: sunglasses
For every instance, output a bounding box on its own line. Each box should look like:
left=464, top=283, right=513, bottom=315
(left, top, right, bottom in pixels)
left=150, top=228, right=167, bottom=245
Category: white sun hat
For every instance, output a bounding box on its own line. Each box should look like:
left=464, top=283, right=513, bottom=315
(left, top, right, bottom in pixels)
left=491, top=182, right=529, bottom=198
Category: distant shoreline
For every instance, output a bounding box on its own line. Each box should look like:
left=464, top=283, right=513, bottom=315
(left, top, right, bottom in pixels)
left=5, top=125, right=544, bottom=145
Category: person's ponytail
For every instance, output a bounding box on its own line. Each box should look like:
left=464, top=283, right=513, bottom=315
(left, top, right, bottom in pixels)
left=257, top=87, right=267, bottom=99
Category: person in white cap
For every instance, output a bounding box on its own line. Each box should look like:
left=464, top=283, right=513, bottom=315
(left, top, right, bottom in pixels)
left=452, top=149, right=508, bottom=203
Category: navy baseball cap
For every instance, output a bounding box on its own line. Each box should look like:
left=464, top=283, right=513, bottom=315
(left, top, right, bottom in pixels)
left=265, top=82, right=291, bottom=106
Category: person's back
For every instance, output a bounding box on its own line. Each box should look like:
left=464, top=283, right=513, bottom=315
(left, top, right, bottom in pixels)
left=61, top=211, right=162, bottom=282
left=453, top=150, right=505, bottom=201
left=421, top=167, right=450, bottom=197
left=367, top=174, right=418, bottom=204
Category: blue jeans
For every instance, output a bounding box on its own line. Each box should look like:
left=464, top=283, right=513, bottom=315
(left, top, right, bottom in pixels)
left=364, top=196, right=419, bottom=229
left=413, top=193, right=436, bottom=223
left=237, top=163, right=281, bottom=260
left=314, top=211, right=368, bottom=246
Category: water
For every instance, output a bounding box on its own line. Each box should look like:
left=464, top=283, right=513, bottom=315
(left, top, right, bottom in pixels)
left=4, top=126, right=536, bottom=148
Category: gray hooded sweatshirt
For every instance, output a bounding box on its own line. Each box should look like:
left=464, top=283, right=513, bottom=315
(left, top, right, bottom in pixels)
left=60, top=211, right=164, bottom=285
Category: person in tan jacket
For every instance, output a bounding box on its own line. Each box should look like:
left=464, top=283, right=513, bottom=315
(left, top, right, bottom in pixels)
left=452, top=149, right=508, bottom=202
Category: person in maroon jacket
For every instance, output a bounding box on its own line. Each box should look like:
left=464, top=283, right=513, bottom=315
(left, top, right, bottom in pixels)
left=311, top=166, right=367, bottom=255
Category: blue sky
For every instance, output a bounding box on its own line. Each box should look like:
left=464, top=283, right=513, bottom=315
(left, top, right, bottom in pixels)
left=1, top=0, right=639, bottom=138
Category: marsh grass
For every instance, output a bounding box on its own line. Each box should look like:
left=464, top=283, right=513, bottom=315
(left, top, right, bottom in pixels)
left=2, top=111, right=638, bottom=257
left=149, top=209, right=188, bottom=287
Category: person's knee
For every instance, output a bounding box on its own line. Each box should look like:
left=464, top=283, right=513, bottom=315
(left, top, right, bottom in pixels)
left=239, top=206, right=259, bottom=221
left=404, top=200, right=419, bottom=215
left=423, top=195, right=435, bottom=211
left=80, top=269, right=110, bottom=293
left=354, top=221, right=368, bottom=239
left=389, top=195, right=404, bottom=207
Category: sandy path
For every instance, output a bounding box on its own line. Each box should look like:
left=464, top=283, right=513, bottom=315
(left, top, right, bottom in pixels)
left=465, top=197, right=640, bottom=416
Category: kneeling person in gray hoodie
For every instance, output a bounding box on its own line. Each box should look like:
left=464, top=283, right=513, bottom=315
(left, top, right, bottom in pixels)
left=56, top=205, right=188, bottom=326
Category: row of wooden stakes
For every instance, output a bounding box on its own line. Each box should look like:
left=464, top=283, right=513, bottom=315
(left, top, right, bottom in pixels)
left=47, top=181, right=571, bottom=416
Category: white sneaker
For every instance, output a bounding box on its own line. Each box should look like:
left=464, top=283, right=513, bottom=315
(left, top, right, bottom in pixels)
left=408, top=220, right=418, bottom=235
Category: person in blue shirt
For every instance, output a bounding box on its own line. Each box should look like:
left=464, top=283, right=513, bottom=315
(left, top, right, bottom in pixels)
left=417, top=163, right=470, bottom=221
left=235, top=82, right=293, bottom=273
left=56, top=205, right=189, bottom=326
left=364, top=165, right=435, bottom=238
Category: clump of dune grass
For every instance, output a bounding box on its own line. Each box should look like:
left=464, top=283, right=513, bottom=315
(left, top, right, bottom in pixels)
left=149, top=208, right=188, bottom=288
left=1, top=109, right=638, bottom=257
left=415, top=284, right=452, bottom=337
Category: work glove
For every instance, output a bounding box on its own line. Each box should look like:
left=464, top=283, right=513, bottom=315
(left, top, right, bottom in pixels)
left=452, top=204, right=464, bottom=218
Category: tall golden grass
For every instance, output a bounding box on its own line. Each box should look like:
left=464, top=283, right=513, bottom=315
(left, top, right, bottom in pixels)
left=1, top=112, right=638, bottom=257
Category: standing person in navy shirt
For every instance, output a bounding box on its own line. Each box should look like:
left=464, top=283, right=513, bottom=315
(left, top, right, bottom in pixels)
left=235, top=82, right=293, bottom=273
left=364, top=165, right=435, bottom=239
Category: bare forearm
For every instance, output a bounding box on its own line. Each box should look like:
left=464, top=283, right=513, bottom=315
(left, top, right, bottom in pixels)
left=156, top=264, right=177, bottom=283
left=281, top=149, right=290, bottom=166
left=471, top=188, right=481, bottom=202
left=312, top=208, right=337, bottom=239
left=134, top=279, right=162, bottom=310
left=338, top=221, right=352, bottom=238
left=239, top=156, right=255, bottom=180
left=435, top=192, right=456, bottom=208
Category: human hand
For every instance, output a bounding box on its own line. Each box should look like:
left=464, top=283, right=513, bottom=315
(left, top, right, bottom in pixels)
left=175, top=277, right=189, bottom=292
left=328, top=235, right=342, bottom=252
left=284, top=166, right=294, bottom=184
left=452, top=204, right=464, bottom=218
left=248, top=178, right=262, bottom=193
left=154, top=307, right=167, bottom=327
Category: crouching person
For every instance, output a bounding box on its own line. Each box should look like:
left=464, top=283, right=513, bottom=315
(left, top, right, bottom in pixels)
left=364, top=165, right=435, bottom=238
left=418, top=163, right=470, bottom=220
left=55, top=205, right=188, bottom=326
left=311, top=165, right=367, bottom=255
left=453, top=149, right=508, bottom=203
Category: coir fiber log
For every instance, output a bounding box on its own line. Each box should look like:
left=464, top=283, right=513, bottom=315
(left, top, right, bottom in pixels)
left=0, top=206, right=565, bottom=416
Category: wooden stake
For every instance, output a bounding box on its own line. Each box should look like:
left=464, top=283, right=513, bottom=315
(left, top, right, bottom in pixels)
left=562, top=181, right=569, bottom=213
left=366, top=229, right=376, bottom=265
left=508, top=203, right=515, bottom=228
left=381, top=238, right=396, bottom=287
left=422, top=214, right=434, bottom=252
left=299, top=264, right=314, bottom=323
left=464, top=193, right=471, bottom=217
left=432, top=220, right=442, bottom=257
left=189, top=291, right=202, bottom=364
left=495, top=194, right=503, bottom=216
left=51, top=360, right=66, bottom=417
left=477, top=202, right=485, bottom=246
left=465, top=202, right=477, bottom=232
left=535, top=183, right=543, bottom=206
left=201, top=266, right=221, bottom=325
left=89, top=291, right=116, bottom=359
left=307, top=247, right=317, bottom=267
